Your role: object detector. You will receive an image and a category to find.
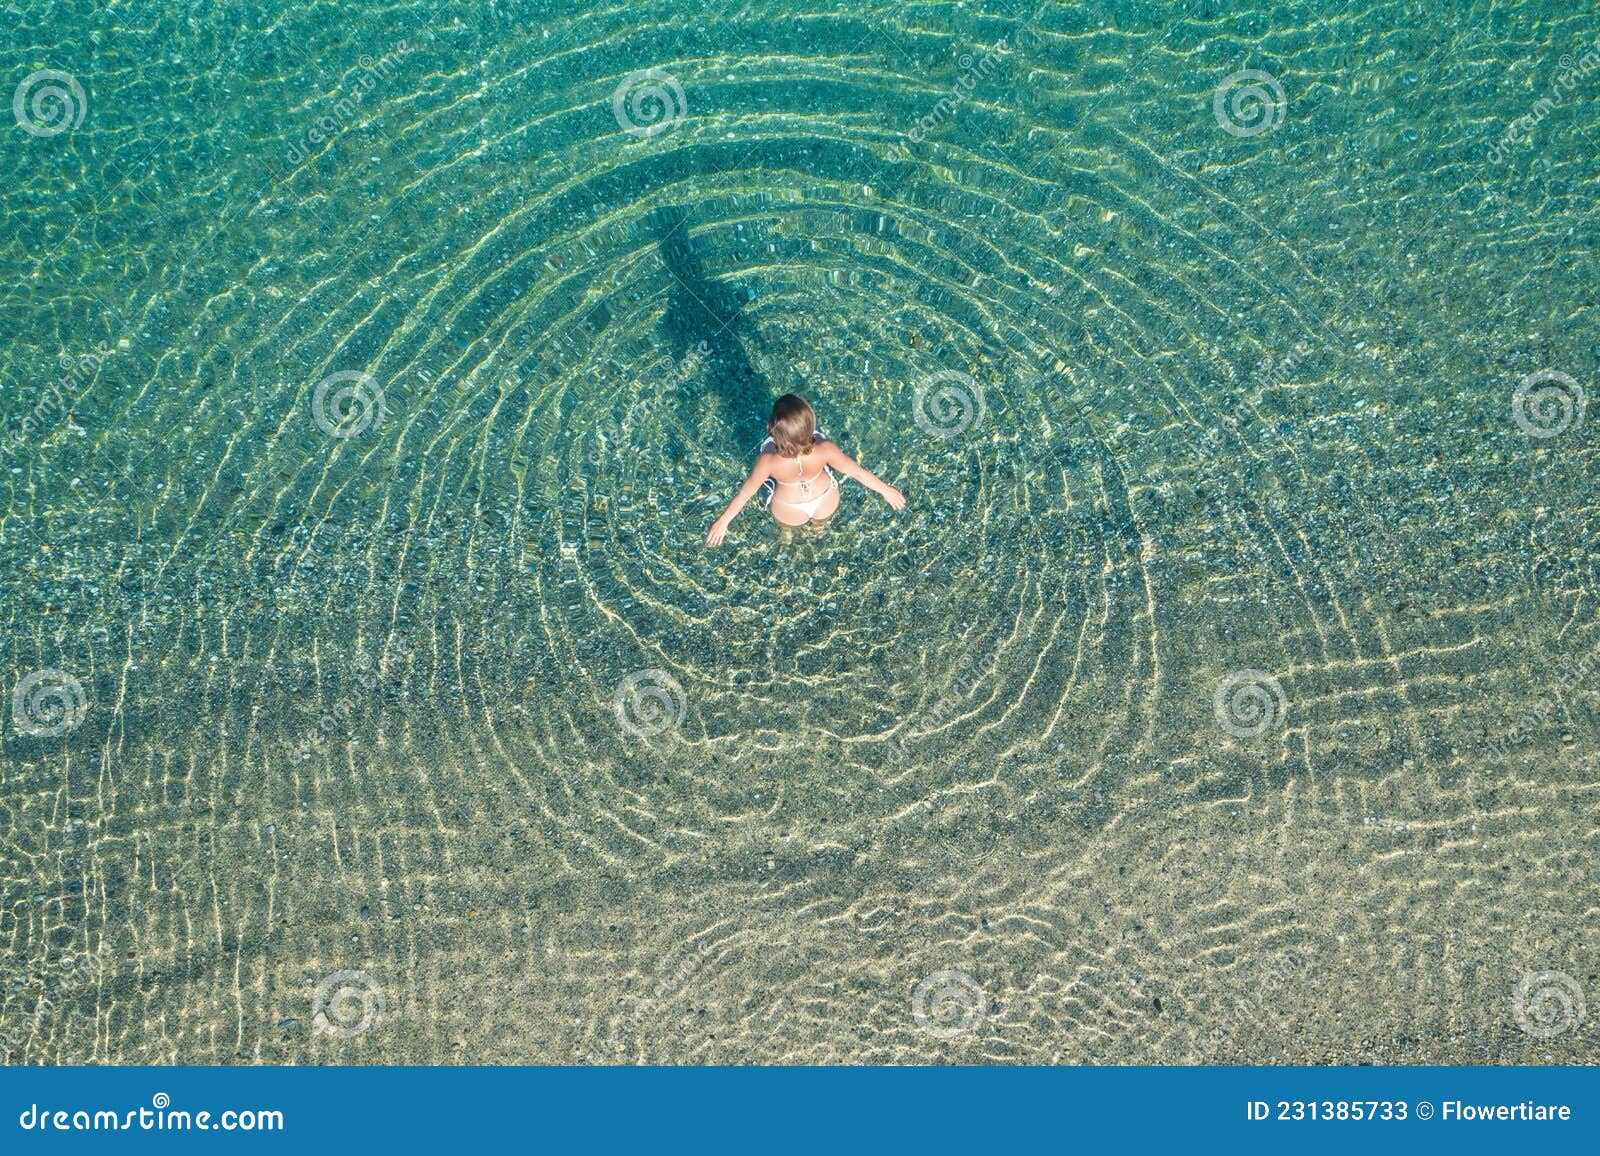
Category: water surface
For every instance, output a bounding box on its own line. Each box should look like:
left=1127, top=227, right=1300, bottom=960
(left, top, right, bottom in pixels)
left=2, top=0, right=1597, bottom=1063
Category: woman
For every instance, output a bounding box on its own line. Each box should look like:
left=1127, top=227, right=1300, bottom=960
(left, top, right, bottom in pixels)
left=705, top=394, right=905, bottom=545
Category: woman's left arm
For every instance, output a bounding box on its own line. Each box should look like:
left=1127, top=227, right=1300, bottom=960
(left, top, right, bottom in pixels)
left=824, top=443, right=906, bottom=509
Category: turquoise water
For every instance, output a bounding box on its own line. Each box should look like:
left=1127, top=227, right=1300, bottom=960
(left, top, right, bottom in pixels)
left=2, top=1, right=1597, bottom=1063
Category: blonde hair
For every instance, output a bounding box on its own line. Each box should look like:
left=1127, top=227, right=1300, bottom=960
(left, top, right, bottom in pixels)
left=766, top=393, right=817, bottom=457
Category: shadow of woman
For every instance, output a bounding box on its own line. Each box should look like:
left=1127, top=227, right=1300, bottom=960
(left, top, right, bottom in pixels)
left=649, top=205, right=772, bottom=452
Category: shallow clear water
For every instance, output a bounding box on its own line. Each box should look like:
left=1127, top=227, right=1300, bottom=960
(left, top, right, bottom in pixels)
left=2, top=1, right=1597, bottom=1063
